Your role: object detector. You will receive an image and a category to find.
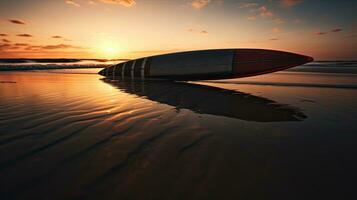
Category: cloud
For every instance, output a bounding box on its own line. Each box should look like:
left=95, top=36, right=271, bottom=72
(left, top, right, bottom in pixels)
left=24, top=45, right=42, bottom=51
left=9, top=46, right=20, bottom=50
left=315, top=32, right=326, bottom=35
left=17, top=34, right=33, bottom=37
left=331, top=28, right=342, bottom=32
left=269, top=38, right=279, bottom=41
left=259, top=6, right=273, bottom=17
left=245, top=5, right=286, bottom=23
left=280, top=0, right=303, bottom=7
left=187, top=28, right=209, bottom=35
left=0, top=34, right=8, bottom=37
left=8, top=19, right=26, bottom=25
left=2, top=39, right=11, bottom=43
left=0, top=43, right=20, bottom=50
left=238, top=2, right=258, bottom=9
left=17, top=43, right=85, bottom=51
left=65, top=0, right=81, bottom=7
left=41, top=44, right=84, bottom=50
left=15, top=43, right=29, bottom=46
left=0, top=43, right=32, bottom=51
left=0, top=43, right=11, bottom=50
left=0, top=43, right=43, bottom=51
left=0, top=41, right=33, bottom=51
left=99, top=0, right=136, bottom=7
left=313, top=28, right=342, bottom=37
left=191, top=0, right=210, bottom=9
left=272, top=27, right=282, bottom=33
left=52, top=35, right=63, bottom=39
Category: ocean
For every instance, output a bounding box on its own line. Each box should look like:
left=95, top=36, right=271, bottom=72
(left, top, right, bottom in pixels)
left=0, top=60, right=357, bottom=199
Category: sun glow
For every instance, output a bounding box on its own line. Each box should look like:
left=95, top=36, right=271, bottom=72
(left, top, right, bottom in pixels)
left=93, top=38, right=124, bottom=59
left=98, top=46, right=119, bottom=59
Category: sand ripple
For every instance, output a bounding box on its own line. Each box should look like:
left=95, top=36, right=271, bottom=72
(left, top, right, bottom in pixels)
left=3, top=71, right=355, bottom=200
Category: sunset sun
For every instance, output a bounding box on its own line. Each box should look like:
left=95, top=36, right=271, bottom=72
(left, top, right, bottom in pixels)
left=103, top=46, right=118, bottom=58
left=96, top=43, right=121, bottom=59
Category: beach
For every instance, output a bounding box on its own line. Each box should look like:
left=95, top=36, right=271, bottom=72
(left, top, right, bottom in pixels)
left=1, top=64, right=357, bottom=199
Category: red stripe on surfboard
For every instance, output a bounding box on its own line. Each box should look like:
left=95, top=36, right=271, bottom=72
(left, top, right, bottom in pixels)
left=233, top=49, right=313, bottom=77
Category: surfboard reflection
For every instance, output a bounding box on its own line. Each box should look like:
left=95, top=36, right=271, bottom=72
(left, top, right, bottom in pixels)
left=102, top=78, right=307, bottom=122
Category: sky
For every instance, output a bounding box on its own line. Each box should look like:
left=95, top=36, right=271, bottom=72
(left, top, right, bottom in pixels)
left=0, top=0, right=356, bottom=60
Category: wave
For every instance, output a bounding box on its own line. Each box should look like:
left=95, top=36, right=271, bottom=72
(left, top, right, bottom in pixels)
left=284, top=61, right=357, bottom=74
left=0, top=64, right=106, bottom=71
left=303, top=61, right=357, bottom=67
left=0, top=59, right=128, bottom=71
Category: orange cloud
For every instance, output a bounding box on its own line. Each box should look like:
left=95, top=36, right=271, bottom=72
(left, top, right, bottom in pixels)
left=315, top=32, right=326, bottom=35
left=24, top=45, right=42, bottom=51
left=187, top=28, right=208, bottom=35
left=0, top=34, right=8, bottom=37
left=259, top=6, right=273, bottom=17
left=0, top=44, right=11, bottom=50
left=6, top=43, right=85, bottom=51
left=191, top=0, right=210, bottom=9
left=52, top=35, right=63, bottom=39
left=2, top=39, right=11, bottom=43
left=99, top=0, right=136, bottom=7
left=246, top=5, right=285, bottom=23
left=65, top=0, right=81, bottom=7
left=331, top=28, right=342, bottom=32
left=15, top=43, right=29, bottom=46
left=0, top=43, right=21, bottom=50
left=280, top=0, right=303, bottom=7
left=269, top=38, right=279, bottom=41
left=8, top=19, right=26, bottom=25
left=41, top=44, right=84, bottom=50
left=17, top=34, right=33, bottom=37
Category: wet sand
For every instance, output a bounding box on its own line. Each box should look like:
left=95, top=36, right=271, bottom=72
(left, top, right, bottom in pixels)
left=1, top=70, right=357, bottom=199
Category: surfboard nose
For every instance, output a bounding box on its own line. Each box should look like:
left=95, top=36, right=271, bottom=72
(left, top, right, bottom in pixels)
left=98, top=68, right=106, bottom=76
left=233, top=49, right=313, bottom=78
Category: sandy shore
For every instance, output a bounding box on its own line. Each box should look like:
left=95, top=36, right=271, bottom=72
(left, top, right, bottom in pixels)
left=1, top=70, right=357, bottom=199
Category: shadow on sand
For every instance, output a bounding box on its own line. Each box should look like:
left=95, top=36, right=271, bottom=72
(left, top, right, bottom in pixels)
left=102, top=78, right=306, bottom=122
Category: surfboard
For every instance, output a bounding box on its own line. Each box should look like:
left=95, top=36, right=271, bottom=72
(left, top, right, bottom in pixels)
left=99, top=49, right=313, bottom=80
